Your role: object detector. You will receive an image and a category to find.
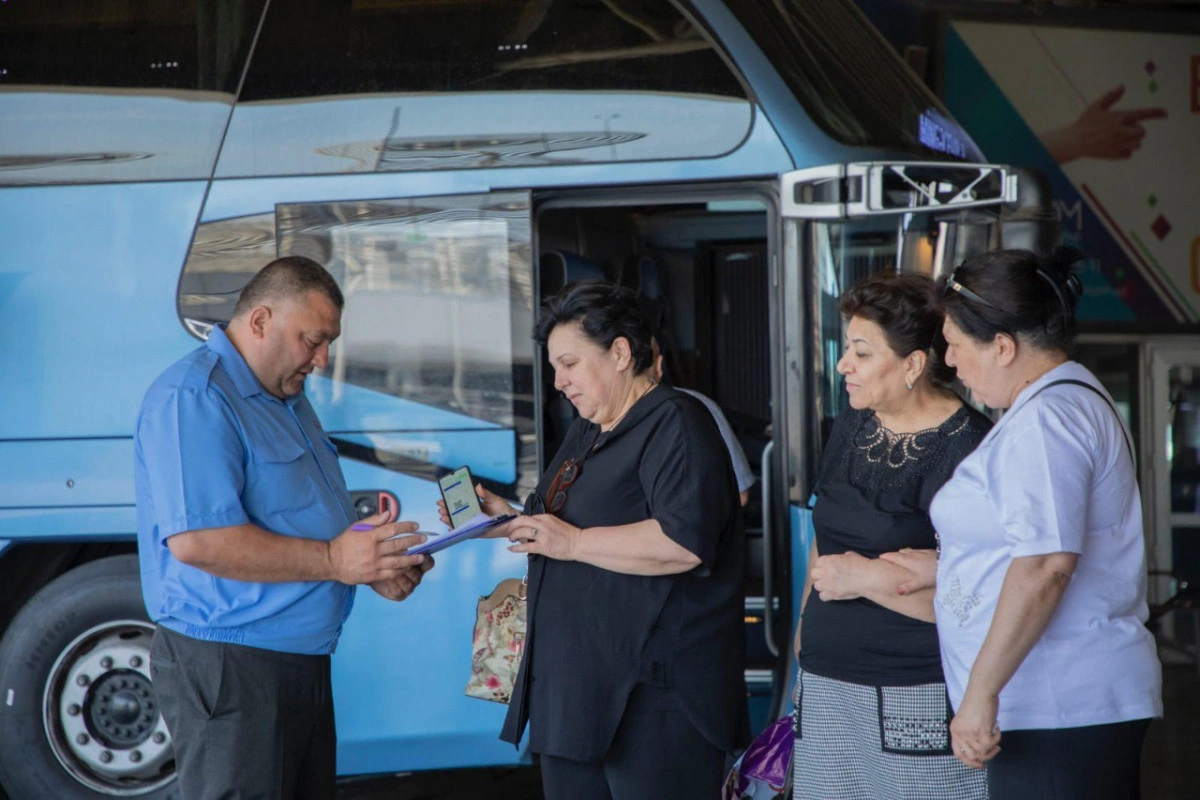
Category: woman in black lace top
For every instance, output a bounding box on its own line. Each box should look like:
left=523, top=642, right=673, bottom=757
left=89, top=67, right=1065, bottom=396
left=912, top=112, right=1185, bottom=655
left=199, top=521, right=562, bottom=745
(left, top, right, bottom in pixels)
left=790, top=273, right=991, bottom=800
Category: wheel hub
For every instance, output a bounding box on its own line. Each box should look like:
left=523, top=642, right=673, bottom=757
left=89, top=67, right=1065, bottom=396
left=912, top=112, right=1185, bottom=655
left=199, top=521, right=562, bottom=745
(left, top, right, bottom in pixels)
left=86, top=669, right=157, bottom=748
left=47, top=622, right=174, bottom=794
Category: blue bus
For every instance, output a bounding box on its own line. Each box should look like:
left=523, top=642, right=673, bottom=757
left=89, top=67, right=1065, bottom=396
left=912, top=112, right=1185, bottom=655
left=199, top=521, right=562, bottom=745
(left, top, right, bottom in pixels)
left=0, top=1, right=1038, bottom=796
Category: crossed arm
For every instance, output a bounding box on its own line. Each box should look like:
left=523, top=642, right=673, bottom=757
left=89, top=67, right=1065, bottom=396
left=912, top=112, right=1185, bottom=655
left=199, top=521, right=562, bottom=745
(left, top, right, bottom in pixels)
left=793, top=543, right=936, bottom=658
left=808, top=549, right=937, bottom=622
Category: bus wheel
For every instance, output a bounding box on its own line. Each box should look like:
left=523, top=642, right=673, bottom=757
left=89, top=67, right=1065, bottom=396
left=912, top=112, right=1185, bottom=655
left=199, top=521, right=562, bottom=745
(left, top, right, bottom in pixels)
left=0, top=555, right=177, bottom=799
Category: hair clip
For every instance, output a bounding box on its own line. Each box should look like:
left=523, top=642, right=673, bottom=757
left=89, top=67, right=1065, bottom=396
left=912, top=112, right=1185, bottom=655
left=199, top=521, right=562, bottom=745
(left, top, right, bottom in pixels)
left=1034, top=268, right=1077, bottom=314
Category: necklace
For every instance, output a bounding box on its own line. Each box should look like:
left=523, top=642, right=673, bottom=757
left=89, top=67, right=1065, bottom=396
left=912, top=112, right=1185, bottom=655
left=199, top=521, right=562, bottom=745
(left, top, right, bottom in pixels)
left=598, top=379, right=658, bottom=435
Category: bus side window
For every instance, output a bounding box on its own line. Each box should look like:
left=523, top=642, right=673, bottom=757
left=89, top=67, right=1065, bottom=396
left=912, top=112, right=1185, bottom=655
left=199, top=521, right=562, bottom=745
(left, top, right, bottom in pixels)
left=185, top=193, right=538, bottom=494
left=216, top=0, right=752, bottom=178
left=0, top=1, right=265, bottom=185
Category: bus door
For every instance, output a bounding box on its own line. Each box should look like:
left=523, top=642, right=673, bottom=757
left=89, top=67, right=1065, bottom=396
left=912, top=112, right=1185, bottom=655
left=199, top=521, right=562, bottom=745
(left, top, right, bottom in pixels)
left=1146, top=342, right=1200, bottom=621
left=531, top=184, right=783, bottom=733
left=772, top=162, right=1020, bottom=709
left=1073, top=335, right=1200, bottom=624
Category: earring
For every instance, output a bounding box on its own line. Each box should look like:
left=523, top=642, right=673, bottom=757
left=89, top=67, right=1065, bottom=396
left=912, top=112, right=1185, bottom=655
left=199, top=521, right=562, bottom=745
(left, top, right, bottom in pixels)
left=906, top=381, right=914, bottom=391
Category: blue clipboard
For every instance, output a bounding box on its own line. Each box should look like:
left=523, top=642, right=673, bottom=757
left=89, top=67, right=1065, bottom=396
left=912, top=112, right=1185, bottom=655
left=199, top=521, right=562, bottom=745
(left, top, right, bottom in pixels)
left=405, top=513, right=516, bottom=556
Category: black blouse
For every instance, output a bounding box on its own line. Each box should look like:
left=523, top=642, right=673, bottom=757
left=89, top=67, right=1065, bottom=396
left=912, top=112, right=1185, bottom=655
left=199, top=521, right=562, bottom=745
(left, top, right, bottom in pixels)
left=799, top=405, right=991, bottom=686
left=500, top=385, right=745, bottom=760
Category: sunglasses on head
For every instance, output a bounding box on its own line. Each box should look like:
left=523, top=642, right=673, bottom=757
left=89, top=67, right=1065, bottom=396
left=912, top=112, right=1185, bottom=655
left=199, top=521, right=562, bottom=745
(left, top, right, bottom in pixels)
left=944, top=275, right=1003, bottom=313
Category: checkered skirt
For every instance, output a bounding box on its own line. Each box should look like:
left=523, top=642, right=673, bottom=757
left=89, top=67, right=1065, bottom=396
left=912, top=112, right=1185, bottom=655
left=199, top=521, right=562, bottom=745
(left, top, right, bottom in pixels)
left=792, top=667, right=987, bottom=800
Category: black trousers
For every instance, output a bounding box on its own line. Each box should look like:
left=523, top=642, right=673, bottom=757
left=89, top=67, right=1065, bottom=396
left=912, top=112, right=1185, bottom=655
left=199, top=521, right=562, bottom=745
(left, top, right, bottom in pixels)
left=986, top=718, right=1151, bottom=800
left=149, top=626, right=336, bottom=800
left=539, top=684, right=726, bottom=800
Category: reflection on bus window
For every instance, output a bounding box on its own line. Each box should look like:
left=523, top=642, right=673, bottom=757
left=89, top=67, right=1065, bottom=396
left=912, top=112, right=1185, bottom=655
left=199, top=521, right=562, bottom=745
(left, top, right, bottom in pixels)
left=726, top=0, right=979, bottom=158
left=216, top=0, right=753, bottom=176
left=0, top=1, right=265, bottom=184
left=240, top=0, right=745, bottom=100
left=179, top=193, right=534, bottom=430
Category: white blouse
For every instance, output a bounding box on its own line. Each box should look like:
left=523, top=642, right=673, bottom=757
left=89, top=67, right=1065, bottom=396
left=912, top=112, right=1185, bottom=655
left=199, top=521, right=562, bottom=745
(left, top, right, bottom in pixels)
left=931, top=362, right=1162, bottom=731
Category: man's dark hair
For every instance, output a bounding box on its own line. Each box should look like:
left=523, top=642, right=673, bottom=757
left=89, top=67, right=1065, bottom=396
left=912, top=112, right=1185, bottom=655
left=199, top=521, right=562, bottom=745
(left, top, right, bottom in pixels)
left=534, top=280, right=654, bottom=373
left=941, top=247, right=1084, bottom=356
left=840, top=271, right=956, bottom=387
left=232, top=256, right=344, bottom=319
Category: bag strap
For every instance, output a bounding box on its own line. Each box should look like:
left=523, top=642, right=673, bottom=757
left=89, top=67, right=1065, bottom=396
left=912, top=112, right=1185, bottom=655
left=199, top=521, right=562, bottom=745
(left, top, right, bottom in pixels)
left=1019, top=378, right=1135, bottom=468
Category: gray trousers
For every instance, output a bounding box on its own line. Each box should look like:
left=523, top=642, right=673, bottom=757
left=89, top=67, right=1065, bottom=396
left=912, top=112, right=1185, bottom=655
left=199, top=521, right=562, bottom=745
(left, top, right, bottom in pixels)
left=150, top=626, right=336, bottom=800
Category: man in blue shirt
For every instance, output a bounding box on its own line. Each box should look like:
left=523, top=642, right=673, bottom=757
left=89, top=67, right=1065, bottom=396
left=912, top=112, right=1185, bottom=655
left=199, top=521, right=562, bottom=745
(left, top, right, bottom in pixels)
left=135, top=256, right=432, bottom=799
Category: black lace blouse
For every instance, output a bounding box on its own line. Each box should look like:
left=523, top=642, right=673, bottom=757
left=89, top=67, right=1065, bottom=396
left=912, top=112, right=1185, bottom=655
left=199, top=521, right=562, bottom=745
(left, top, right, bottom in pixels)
left=798, top=404, right=992, bottom=686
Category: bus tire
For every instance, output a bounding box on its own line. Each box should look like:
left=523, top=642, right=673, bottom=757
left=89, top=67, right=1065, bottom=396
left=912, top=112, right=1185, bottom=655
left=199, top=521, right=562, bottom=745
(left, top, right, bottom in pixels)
left=0, top=555, right=178, bottom=799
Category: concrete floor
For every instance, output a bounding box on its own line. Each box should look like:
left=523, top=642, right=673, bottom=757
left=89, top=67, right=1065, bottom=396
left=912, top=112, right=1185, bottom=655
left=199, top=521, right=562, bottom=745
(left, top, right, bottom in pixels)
left=2, top=661, right=1193, bottom=799
left=337, top=766, right=542, bottom=799
left=340, top=665, right=1200, bottom=800
left=1142, top=663, right=1200, bottom=800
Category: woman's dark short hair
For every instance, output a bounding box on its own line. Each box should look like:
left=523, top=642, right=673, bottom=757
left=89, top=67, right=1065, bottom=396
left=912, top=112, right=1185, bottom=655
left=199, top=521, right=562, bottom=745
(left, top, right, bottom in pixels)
left=941, top=247, right=1084, bottom=355
left=534, top=280, right=654, bottom=373
left=840, top=272, right=956, bottom=387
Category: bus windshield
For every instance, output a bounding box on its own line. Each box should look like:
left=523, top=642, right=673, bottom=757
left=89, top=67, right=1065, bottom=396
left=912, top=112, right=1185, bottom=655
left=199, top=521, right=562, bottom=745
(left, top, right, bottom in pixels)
left=725, top=0, right=982, bottom=160
left=809, top=211, right=998, bottom=451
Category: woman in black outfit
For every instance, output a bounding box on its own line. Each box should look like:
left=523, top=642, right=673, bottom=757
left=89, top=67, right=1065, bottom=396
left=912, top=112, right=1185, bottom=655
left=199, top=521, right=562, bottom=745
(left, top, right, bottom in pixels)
left=468, top=281, right=745, bottom=800
left=791, top=272, right=991, bottom=800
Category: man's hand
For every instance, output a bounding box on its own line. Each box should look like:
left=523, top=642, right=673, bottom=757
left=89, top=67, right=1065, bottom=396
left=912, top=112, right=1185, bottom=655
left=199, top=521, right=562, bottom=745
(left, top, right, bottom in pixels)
left=328, top=512, right=428, bottom=585
left=370, top=556, right=435, bottom=601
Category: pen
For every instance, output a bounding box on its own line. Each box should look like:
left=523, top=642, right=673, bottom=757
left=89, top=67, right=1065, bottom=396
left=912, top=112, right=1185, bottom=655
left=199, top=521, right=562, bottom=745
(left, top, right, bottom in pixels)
left=352, top=522, right=439, bottom=536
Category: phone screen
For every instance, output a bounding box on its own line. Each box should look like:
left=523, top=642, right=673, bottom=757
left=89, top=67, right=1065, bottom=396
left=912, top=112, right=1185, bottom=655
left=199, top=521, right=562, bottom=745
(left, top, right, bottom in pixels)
left=439, top=467, right=483, bottom=529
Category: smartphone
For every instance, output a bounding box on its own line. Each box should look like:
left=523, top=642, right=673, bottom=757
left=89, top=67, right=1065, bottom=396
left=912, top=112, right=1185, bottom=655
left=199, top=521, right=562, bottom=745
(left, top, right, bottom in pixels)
left=439, top=466, right=483, bottom=530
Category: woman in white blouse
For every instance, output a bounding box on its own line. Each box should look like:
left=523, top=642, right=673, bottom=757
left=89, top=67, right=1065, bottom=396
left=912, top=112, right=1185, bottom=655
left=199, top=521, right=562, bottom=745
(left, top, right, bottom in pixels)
left=887, top=248, right=1161, bottom=799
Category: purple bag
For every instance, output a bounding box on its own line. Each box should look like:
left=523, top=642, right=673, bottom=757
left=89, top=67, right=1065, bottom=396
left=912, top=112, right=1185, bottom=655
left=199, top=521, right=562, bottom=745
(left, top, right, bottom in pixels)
left=722, top=716, right=793, bottom=800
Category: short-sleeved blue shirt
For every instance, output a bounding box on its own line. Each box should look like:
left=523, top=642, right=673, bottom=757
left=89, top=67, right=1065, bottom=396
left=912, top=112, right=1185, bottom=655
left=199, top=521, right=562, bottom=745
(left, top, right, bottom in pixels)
left=134, top=326, right=356, bottom=655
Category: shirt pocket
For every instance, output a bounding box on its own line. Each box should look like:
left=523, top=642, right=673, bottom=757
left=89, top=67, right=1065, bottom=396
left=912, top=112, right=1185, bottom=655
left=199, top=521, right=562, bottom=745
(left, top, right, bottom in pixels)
left=245, top=436, right=317, bottom=514
left=317, top=436, right=350, bottom=496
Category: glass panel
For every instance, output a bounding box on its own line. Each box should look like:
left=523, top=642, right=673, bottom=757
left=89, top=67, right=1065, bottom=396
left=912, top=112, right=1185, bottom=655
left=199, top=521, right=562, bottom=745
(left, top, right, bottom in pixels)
left=1074, top=343, right=1140, bottom=443
left=217, top=0, right=751, bottom=177
left=240, top=0, right=744, bottom=100
left=804, top=213, right=996, bottom=474
left=0, top=0, right=265, bottom=185
left=1169, top=364, right=1200, bottom=516
left=1169, top=366, right=1200, bottom=514
left=177, top=212, right=278, bottom=329
left=810, top=216, right=940, bottom=433
left=1165, top=362, right=1200, bottom=603
left=177, top=192, right=536, bottom=496
left=725, top=0, right=980, bottom=158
